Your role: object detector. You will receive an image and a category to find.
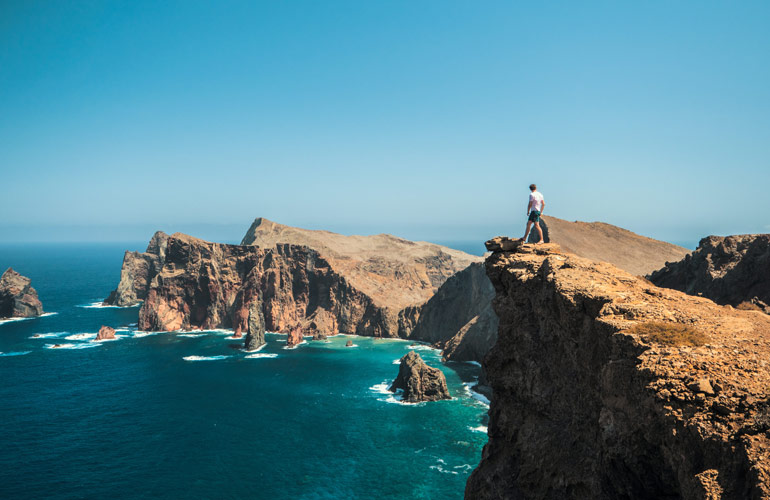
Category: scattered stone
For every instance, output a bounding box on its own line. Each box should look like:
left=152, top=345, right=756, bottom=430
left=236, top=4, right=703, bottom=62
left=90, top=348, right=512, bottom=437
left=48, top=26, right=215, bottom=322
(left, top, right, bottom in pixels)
left=688, top=378, right=715, bottom=396
left=345, top=339, right=353, bottom=347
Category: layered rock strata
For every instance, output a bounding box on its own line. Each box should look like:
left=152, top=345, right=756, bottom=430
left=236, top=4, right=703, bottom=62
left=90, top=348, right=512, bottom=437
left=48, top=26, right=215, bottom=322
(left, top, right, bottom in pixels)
left=0, top=268, right=43, bottom=319
left=389, top=351, right=450, bottom=403
left=466, top=237, right=770, bottom=499
left=650, top=234, right=770, bottom=312
left=104, top=231, right=169, bottom=306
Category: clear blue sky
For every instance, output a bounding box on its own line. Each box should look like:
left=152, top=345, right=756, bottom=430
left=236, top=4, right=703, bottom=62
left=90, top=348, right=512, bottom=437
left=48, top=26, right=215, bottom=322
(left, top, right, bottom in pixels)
left=1, top=1, right=768, bottom=247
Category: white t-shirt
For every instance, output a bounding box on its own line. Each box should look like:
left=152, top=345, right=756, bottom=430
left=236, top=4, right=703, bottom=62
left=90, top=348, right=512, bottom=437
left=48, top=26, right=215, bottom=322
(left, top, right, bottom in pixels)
left=529, top=191, right=544, bottom=212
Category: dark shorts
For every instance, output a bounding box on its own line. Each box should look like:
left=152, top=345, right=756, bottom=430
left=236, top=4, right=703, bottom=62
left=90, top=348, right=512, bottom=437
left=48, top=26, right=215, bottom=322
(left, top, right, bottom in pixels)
left=528, top=211, right=541, bottom=223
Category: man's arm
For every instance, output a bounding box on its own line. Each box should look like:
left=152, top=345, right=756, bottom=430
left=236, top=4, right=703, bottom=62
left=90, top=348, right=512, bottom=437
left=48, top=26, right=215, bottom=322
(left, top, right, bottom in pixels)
left=527, top=200, right=532, bottom=215
left=541, top=199, right=545, bottom=215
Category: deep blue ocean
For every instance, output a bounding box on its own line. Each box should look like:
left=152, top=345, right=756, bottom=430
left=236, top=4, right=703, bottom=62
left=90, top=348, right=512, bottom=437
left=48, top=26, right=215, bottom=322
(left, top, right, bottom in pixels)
left=0, top=244, right=489, bottom=499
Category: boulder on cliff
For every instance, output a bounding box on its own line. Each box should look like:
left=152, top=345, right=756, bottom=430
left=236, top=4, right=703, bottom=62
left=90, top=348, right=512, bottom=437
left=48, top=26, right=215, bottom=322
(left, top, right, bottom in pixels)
left=466, top=239, right=770, bottom=499
left=0, top=268, right=43, bottom=319
left=649, top=234, right=770, bottom=312
left=389, top=351, right=450, bottom=403
left=95, top=326, right=116, bottom=341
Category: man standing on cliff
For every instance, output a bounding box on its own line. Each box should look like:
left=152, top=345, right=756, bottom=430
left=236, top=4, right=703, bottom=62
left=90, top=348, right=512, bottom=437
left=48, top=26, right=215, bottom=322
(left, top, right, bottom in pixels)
left=521, top=184, right=545, bottom=244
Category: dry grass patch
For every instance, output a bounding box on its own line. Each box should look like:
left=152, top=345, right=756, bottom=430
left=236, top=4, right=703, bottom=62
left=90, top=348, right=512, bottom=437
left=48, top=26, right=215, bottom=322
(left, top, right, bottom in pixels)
left=629, top=321, right=709, bottom=347
left=736, top=301, right=764, bottom=312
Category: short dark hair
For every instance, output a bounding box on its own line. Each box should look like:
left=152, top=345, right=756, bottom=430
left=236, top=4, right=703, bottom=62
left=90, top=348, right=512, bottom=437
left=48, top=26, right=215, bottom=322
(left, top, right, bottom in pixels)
left=529, top=184, right=537, bottom=191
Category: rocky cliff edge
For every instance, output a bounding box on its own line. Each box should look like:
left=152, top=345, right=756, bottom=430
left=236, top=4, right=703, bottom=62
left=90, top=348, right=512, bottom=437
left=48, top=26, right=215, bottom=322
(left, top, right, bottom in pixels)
left=466, top=237, right=770, bottom=499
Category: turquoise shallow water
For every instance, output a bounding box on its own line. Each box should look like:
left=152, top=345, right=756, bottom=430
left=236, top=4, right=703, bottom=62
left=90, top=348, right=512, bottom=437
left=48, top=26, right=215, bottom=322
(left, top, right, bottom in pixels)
left=0, top=244, right=488, bottom=499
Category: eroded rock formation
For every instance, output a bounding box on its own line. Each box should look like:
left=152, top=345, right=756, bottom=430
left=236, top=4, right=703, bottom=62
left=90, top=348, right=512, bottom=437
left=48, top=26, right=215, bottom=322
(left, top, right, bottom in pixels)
left=649, top=234, right=770, bottom=312
left=0, top=268, right=43, bottom=319
left=104, top=231, right=169, bottom=306
left=95, top=326, right=116, bottom=341
left=466, top=237, right=770, bottom=499
left=122, top=233, right=404, bottom=349
left=389, top=351, right=450, bottom=403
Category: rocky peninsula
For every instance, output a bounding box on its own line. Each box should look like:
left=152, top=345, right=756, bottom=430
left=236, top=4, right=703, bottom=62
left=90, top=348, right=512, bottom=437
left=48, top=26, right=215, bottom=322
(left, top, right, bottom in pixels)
left=0, top=268, right=43, bottom=319
left=466, top=237, right=770, bottom=499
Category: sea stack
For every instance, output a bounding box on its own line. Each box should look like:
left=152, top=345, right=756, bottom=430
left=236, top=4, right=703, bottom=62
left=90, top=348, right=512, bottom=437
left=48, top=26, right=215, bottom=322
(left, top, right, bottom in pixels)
left=286, top=324, right=303, bottom=347
left=389, top=351, right=450, bottom=403
left=95, top=326, right=116, bottom=341
left=345, top=339, right=353, bottom=347
left=244, top=301, right=266, bottom=351
left=0, top=268, right=43, bottom=319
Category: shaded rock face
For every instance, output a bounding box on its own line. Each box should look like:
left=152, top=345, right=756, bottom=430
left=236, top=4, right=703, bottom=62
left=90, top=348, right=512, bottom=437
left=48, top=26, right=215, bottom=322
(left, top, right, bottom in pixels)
left=0, top=268, right=43, bottom=319
left=408, top=262, right=498, bottom=363
left=649, top=234, right=770, bottom=311
left=104, top=231, right=169, bottom=306
left=389, top=351, right=450, bottom=403
left=466, top=241, right=770, bottom=500
left=95, top=326, right=115, bottom=341
left=126, top=234, right=396, bottom=347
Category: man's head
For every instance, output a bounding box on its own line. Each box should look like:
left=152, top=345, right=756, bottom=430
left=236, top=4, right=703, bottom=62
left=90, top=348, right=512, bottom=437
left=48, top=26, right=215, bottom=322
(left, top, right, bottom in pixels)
left=529, top=184, right=537, bottom=191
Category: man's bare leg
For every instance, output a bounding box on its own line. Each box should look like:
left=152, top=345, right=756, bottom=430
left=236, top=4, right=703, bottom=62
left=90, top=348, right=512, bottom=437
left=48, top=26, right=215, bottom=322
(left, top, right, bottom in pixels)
left=534, top=222, right=544, bottom=244
left=520, top=221, right=533, bottom=242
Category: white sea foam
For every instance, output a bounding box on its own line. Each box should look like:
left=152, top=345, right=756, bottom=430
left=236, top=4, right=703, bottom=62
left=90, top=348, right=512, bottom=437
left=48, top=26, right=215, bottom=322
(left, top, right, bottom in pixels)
left=244, top=353, right=278, bottom=359
left=244, top=343, right=267, bottom=353
left=177, top=333, right=206, bottom=338
left=392, top=359, right=401, bottom=365
left=369, top=381, right=423, bottom=406
left=132, top=331, right=160, bottom=338
left=469, top=425, right=488, bottom=433
left=465, top=361, right=482, bottom=367
left=0, top=351, right=31, bottom=357
left=405, top=343, right=438, bottom=352
left=282, top=340, right=308, bottom=350
left=29, top=331, right=69, bottom=339
left=200, top=329, right=234, bottom=335
left=346, top=343, right=359, bottom=348
left=66, top=333, right=97, bottom=341
left=182, top=355, right=230, bottom=361
left=0, top=312, right=57, bottom=325
left=44, top=343, right=100, bottom=350
left=78, top=302, right=125, bottom=309
left=463, top=382, right=491, bottom=406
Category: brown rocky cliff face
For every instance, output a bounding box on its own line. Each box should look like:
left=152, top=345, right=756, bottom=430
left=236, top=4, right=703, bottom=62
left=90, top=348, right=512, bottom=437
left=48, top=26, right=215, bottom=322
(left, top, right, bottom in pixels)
left=466, top=237, right=770, bottom=500
left=0, top=268, right=43, bottom=319
left=133, top=234, right=398, bottom=346
left=650, top=234, right=770, bottom=311
left=104, top=231, right=169, bottom=306
left=389, top=351, right=450, bottom=403
left=408, top=262, right=498, bottom=363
